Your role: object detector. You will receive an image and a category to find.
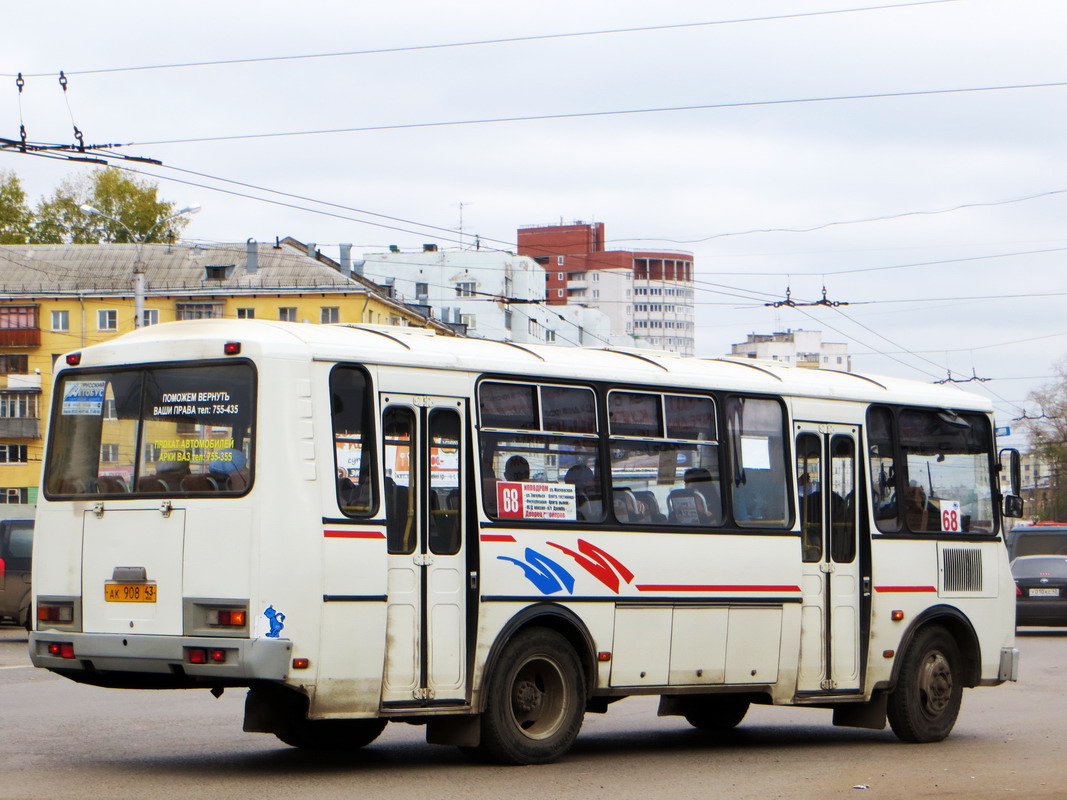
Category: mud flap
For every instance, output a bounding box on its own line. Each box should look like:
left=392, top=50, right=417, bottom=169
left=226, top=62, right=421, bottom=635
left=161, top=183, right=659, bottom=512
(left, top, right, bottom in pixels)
left=832, top=691, right=887, bottom=730
left=426, top=715, right=481, bottom=747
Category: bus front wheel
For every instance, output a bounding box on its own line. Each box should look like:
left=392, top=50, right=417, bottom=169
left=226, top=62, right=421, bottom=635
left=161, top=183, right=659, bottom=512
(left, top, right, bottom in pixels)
left=478, top=628, right=586, bottom=765
left=887, top=625, right=962, bottom=743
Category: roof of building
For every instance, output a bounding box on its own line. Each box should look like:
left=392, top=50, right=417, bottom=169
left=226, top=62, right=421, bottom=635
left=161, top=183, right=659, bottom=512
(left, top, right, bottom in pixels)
left=0, top=240, right=459, bottom=334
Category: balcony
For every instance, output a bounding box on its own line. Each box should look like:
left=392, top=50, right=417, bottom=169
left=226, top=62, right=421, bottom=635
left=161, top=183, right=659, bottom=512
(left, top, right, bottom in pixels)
left=0, top=418, right=40, bottom=439
left=0, top=328, right=41, bottom=347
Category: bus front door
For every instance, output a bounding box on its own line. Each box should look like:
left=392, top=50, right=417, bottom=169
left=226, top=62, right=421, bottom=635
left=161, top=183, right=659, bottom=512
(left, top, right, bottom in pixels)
left=380, top=395, right=468, bottom=706
left=795, top=424, right=863, bottom=694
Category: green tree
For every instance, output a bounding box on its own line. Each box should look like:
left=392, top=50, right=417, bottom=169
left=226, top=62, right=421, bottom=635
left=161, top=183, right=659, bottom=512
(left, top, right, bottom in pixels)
left=1022, top=357, right=1067, bottom=521
left=0, top=170, right=33, bottom=244
left=30, top=167, right=189, bottom=244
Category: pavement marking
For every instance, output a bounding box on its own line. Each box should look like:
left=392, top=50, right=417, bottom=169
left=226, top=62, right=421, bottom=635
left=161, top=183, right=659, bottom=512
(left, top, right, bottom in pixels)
left=0, top=665, right=34, bottom=670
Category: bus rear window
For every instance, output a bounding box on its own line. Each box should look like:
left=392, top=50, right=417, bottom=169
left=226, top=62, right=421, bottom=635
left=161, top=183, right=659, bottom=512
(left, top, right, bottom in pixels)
left=45, top=363, right=255, bottom=497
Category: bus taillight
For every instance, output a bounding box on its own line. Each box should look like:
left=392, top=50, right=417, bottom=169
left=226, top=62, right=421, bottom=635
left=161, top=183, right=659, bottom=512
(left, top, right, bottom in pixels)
left=47, top=643, right=75, bottom=659
left=206, top=608, right=246, bottom=627
left=37, top=604, right=74, bottom=624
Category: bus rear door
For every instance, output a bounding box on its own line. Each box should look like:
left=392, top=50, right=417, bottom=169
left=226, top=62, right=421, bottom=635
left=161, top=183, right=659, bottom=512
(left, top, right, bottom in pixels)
left=380, top=394, right=468, bottom=706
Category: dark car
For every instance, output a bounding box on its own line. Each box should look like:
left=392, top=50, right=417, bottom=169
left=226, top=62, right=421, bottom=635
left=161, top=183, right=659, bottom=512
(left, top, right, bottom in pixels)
left=1006, top=524, right=1067, bottom=560
left=0, top=519, right=33, bottom=629
left=1012, top=555, right=1067, bottom=628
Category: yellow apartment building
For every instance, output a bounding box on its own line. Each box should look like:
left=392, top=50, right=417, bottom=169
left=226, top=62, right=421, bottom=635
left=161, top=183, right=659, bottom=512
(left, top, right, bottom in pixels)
left=0, top=238, right=455, bottom=507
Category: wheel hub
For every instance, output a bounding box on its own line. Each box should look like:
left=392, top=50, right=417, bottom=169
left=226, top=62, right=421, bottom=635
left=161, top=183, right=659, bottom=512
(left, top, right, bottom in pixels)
left=513, top=679, right=543, bottom=713
left=919, top=651, right=953, bottom=714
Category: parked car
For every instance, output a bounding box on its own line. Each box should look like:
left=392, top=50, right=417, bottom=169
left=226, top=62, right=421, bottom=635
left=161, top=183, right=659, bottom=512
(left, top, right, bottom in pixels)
left=1006, top=523, right=1067, bottom=560
left=1012, top=555, right=1067, bottom=628
left=0, top=519, right=33, bottom=629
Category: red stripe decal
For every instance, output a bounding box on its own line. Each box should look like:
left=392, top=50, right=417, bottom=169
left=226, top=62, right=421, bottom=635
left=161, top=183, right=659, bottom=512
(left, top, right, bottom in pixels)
left=324, top=530, right=385, bottom=539
left=874, top=585, right=937, bottom=593
left=636, top=584, right=801, bottom=593
left=481, top=534, right=517, bottom=543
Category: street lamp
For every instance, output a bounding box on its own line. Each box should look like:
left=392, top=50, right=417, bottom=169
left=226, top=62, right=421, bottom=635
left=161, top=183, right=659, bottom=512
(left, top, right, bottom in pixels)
left=80, top=203, right=201, bottom=328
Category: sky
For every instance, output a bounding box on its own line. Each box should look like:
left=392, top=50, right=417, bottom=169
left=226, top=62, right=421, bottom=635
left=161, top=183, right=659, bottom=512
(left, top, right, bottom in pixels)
left=3, top=0, right=1066, bottom=447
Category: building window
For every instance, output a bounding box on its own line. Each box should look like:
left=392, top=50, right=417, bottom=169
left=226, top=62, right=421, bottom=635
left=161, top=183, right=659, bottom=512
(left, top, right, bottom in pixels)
left=557, top=256, right=565, bottom=266
left=237, top=308, right=255, bottom=319
left=415, top=282, right=428, bottom=297
left=0, top=355, right=28, bottom=374
left=504, top=310, right=513, bottom=330
left=177, top=303, right=222, bottom=320
left=0, top=393, right=38, bottom=418
left=592, top=272, right=600, bottom=282
left=97, top=310, right=117, bottom=331
left=557, top=289, right=564, bottom=298
left=51, top=310, right=69, bottom=331
left=455, top=281, right=476, bottom=297
left=142, top=309, right=159, bottom=327
left=557, top=272, right=564, bottom=281
left=279, top=307, right=298, bottom=322
left=0, top=488, right=28, bottom=504
left=0, top=307, right=37, bottom=329
left=0, top=444, right=27, bottom=463
left=545, top=330, right=556, bottom=343
left=321, top=307, right=340, bottom=324
left=100, top=443, right=119, bottom=463
left=460, top=314, right=477, bottom=329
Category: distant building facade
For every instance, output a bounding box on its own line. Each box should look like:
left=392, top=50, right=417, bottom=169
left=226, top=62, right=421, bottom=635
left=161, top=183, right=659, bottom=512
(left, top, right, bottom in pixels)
left=517, top=222, right=696, bottom=355
left=358, top=247, right=612, bottom=346
left=729, top=329, right=851, bottom=370
left=0, top=238, right=450, bottom=506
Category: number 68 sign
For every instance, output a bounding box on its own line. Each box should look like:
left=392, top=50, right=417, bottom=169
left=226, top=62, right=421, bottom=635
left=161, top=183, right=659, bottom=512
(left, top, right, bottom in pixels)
left=940, top=500, right=962, bottom=533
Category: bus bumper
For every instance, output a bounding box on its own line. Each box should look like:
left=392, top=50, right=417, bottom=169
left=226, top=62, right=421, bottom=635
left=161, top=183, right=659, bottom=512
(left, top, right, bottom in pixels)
left=998, top=646, right=1020, bottom=683
left=29, top=632, right=292, bottom=687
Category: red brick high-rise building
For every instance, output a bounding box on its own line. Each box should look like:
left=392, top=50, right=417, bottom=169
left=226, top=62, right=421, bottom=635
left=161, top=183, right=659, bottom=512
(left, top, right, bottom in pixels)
left=517, top=221, right=695, bottom=355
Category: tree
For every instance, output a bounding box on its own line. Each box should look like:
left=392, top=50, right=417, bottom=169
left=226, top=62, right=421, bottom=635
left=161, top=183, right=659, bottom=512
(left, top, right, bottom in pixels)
left=0, top=170, right=33, bottom=244
left=28, top=167, right=189, bottom=244
left=1022, top=357, right=1067, bottom=521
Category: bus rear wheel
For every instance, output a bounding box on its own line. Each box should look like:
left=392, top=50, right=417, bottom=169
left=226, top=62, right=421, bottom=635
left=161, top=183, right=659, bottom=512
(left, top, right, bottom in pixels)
left=682, top=695, right=750, bottom=731
left=478, top=628, right=585, bottom=765
left=887, top=625, right=962, bottom=743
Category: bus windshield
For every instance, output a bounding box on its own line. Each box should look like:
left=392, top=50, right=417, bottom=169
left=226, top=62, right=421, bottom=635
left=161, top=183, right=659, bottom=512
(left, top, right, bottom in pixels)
left=44, top=362, right=255, bottom=497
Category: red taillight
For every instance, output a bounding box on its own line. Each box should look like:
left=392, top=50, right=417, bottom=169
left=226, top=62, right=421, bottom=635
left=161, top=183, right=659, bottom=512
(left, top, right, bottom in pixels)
left=187, top=648, right=208, bottom=664
left=223, top=342, right=241, bottom=355
left=66, top=352, right=82, bottom=366
left=47, top=642, right=75, bottom=659
left=207, top=609, right=246, bottom=627
left=209, top=649, right=227, bottom=664
left=1016, top=584, right=1023, bottom=596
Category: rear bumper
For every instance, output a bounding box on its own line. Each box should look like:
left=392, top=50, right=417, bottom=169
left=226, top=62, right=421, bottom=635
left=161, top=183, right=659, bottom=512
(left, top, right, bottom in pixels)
left=1015, top=601, right=1067, bottom=627
left=29, top=631, right=292, bottom=688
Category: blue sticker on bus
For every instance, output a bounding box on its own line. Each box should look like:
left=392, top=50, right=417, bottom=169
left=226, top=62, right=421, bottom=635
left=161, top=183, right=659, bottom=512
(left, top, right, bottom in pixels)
left=263, top=605, right=286, bottom=638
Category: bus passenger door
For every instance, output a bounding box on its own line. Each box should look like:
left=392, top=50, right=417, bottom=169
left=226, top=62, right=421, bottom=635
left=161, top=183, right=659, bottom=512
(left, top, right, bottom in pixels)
left=380, top=395, right=468, bottom=706
left=795, top=424, right=862, bottom=694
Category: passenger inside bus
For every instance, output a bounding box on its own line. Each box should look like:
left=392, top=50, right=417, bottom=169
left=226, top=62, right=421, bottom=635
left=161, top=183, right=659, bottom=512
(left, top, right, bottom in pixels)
left=565, top=463, right=603, bottom=521
left=504, top=456, right=530, bottom=481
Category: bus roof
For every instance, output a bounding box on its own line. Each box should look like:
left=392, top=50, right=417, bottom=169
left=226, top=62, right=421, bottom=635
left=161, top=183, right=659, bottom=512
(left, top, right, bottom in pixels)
left=70, top=319, right=995, bottom=412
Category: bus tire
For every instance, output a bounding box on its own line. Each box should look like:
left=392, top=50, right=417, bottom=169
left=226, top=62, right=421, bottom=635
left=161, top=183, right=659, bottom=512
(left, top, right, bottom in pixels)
left=275, top=717, right=387, bottom=750
left=682, top=695, right=750, bottom=731
left=887, top=625, right=962, bottom=743
left=478, top=627, right=585, bottom=765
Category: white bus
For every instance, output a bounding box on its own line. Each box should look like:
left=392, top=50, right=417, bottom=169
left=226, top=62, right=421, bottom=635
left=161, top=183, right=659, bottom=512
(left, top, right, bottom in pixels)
left=31, top=320, right=1022, bottom=764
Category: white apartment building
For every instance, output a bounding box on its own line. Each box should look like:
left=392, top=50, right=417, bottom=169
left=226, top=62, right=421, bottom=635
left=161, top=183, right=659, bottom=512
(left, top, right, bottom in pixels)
left=729, top=329, right=851, bottom=371
left=358, top=248, right=612, bottom=347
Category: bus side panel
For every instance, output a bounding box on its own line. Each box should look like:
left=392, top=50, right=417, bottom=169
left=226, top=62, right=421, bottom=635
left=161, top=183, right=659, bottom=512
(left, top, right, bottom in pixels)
left=31, top=504, right=84, bottom=616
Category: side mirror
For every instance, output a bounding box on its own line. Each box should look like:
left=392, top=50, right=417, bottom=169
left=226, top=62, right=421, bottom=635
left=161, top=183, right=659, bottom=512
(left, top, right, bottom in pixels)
left=1003, top=494, right=1024, bottom=519
left=999, top=448, right=1022, bottom=496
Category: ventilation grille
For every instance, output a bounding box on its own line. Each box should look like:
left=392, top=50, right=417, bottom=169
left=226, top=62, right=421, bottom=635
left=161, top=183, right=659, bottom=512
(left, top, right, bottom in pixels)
left=943, top=548, right=983, bottom=592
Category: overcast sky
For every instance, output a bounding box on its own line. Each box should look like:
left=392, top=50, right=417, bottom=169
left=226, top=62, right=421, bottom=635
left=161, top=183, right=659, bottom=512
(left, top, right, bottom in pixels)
left=4, top=0, right=1066, bottom=445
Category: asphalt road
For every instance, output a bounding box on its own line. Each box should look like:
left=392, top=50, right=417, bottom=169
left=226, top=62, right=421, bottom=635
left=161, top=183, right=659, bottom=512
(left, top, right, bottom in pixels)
left=1, top=624, right=1064, bottom=800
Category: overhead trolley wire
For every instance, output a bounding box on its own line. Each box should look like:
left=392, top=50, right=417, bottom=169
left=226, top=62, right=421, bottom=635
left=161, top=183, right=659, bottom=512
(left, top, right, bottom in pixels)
left=0, top=1, right=961, bottom=79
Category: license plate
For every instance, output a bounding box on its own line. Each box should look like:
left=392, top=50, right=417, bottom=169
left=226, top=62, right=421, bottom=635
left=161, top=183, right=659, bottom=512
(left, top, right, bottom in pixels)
left=1029, top=587, right=1059, bottom=597
left=104, top=583, right=157, bottom=603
